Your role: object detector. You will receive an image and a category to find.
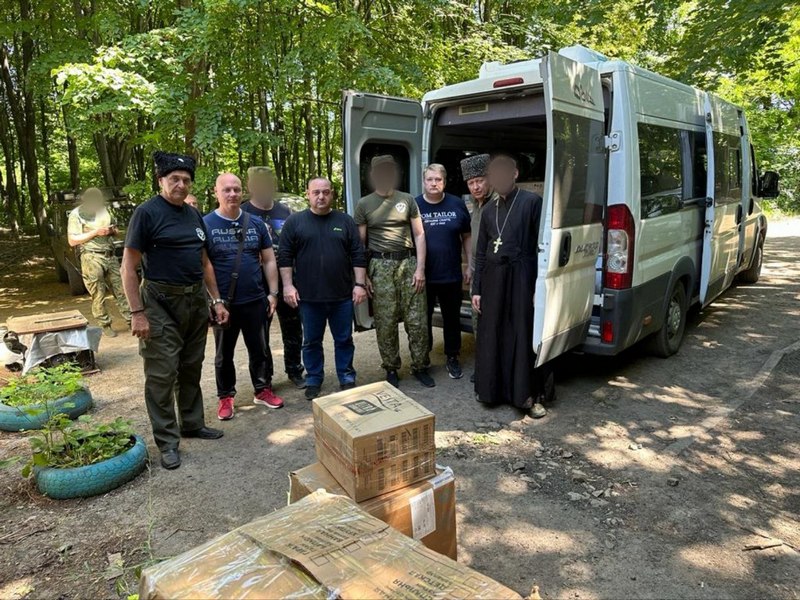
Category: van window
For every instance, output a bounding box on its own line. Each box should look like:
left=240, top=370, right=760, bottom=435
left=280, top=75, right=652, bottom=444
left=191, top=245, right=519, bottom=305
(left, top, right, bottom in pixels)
left=552, top=112, right=606, bottom=228
left=358, top=143, right=411, bottom=198
left=638, top=123, right=683, bottom=219
left=713, top=133, right=741, bottom=205
left=686, top=130, right=707, bottom=200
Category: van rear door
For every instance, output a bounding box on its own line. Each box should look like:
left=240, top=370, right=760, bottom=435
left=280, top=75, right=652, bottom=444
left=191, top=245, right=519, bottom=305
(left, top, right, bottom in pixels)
left=342, top=91, right=424, bottom=329
left=700, top=94, right=741, bottom=305
left=534, top=52, right=607, bottom=366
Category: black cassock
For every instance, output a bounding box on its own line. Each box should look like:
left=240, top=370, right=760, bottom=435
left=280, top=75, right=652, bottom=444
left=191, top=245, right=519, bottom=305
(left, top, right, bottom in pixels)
left=472, top=187, right=544, bottom=410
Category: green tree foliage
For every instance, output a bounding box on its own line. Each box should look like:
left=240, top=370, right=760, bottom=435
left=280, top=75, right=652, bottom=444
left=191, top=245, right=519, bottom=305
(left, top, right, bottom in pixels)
left=0, top=0, right=797, bottom=231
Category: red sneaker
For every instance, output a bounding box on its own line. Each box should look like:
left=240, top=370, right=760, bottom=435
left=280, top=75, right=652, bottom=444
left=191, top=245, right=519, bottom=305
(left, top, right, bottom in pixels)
left=254, top=388, right=284, bottom=409
left=217, top=396, right=234, bottom=421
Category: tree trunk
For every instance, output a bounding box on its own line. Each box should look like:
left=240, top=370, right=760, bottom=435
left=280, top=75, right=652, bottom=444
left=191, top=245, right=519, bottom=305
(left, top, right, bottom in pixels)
left=62, top=105, right=80, bottom=190
left=0, top=105, right=20, bottom=237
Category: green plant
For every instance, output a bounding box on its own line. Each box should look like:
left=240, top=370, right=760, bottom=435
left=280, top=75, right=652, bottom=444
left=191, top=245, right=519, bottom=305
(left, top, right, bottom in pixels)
left=0, top=364, right=84, bottom=407
left=21, top=414, right=135, bottom=477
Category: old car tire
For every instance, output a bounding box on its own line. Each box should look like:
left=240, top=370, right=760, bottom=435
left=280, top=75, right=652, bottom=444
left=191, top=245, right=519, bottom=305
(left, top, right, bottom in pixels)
left=54, top=258, right=68, bottom=283
left=737, top=239, right=764, bottom=284
left=34, top=434, right=148, bottom=499
left=649, top=282, right=687, bottom=358
left=0, top=388, right=93, bottom=432
left=66, top=260, right=86, bottom=296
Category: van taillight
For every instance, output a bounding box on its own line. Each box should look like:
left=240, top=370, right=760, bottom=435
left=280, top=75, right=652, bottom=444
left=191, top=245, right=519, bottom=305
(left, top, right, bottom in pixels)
left=601, top=321, right=614, bottom=343
left=605, top=204, right=635, bottom=290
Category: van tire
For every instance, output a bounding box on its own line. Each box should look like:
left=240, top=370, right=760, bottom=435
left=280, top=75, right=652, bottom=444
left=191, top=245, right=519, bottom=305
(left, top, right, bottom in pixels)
left=649, top=282, right=687, bottom=358
left=54, top=258, right=68, bottom=283
left=737, top=239, right=763, bottom=284
left=66, top=260, right=86, bottom=296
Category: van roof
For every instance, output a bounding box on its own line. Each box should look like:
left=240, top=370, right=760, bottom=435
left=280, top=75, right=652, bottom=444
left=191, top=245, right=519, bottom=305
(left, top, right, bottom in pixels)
left=422, top=45, right=741, bottom=112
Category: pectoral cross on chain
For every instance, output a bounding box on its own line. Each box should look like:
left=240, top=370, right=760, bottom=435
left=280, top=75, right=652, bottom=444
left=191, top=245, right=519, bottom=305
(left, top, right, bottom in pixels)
left=493, top=237, right=503, bottom=253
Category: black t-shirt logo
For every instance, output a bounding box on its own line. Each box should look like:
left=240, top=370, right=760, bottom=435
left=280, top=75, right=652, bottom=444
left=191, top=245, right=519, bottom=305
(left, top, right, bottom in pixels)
left=195, top=227, right=206, bottom=241
left=344, top=399, right=384, bottom=415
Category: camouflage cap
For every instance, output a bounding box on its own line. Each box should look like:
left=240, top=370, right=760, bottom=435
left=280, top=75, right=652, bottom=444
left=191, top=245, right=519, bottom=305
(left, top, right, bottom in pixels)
left=370, top=155, right=398, bottom=169
left=81, top=187, right=105, bottom=203
left=460, top=153, right=490, bottom=182
left=247, top=166, right=274, bottom=181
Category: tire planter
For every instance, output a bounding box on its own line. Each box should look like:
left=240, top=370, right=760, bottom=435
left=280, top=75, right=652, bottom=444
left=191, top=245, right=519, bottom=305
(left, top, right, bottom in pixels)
left=34, top=434, right=148, bottom=499
left=0, top=387, right=93, bottom=432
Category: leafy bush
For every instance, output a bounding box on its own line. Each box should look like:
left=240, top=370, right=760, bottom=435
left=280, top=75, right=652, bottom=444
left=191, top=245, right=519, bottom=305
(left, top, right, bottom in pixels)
left=0, top=364, right=84, bottom=407
left=22, top=414, right=135, bottom=477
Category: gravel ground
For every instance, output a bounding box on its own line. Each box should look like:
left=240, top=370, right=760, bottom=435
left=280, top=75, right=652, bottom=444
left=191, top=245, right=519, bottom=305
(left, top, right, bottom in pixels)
left=0, top=219, right=798, bottom=599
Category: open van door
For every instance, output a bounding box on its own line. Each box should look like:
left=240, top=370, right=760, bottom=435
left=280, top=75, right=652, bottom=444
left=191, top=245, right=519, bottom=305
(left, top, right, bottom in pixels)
left=700, top=94, right=741, bottom=306
left=534, top=52, right=607, bottom=366
left=342, top=90, right=424, bottom=329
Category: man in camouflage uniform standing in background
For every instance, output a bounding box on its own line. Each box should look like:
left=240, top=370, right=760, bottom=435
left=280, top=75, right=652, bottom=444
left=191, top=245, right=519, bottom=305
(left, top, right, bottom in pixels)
left=67, top=187, right=131, bottom=337
left=355, top=155, right=434, bottom=388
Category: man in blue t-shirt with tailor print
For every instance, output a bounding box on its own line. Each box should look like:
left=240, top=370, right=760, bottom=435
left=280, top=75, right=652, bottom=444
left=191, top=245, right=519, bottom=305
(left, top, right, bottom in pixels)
left=205, top=173, right=283, bottom=421
left=241, top=166, right=306, bottom=390
left=415, top=163, right=472, bottom=380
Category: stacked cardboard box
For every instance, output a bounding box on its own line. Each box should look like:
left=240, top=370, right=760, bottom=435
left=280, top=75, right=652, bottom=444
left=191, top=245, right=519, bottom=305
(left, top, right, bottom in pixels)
left=312, top=381, right=436, bottom=501
left=140, top=490, right=521, bottom=599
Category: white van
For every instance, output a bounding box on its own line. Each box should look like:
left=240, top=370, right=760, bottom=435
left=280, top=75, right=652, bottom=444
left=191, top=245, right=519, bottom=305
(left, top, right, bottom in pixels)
left=343, top=45, right=779, bottom=364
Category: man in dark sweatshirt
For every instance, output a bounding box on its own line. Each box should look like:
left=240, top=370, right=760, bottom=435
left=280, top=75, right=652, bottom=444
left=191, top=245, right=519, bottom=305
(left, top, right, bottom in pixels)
left=277, top=177, right=368, bottom=400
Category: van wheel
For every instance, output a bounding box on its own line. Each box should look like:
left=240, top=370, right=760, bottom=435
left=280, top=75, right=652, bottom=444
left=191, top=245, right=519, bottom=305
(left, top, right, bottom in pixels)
left=650, top=282, right=687, bottom=358
left=737, top=239, right=763, bottom=284
left=66, top=261, right=86, bottom=296
left=54, top=258, right=68, bottom=283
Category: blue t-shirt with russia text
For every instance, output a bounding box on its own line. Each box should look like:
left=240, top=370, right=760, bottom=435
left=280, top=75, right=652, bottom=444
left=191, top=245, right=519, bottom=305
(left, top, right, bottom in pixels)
left=415, top=193, right=472, bottom=284
left=203, top=210, right=272, bottom=305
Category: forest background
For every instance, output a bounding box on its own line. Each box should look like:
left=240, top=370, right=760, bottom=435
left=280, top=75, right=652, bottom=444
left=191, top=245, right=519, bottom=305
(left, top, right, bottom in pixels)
left=1, top=0, right=797, bottom=237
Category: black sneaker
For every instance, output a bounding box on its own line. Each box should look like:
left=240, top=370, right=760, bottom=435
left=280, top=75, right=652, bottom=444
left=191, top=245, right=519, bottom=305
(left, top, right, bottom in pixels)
left=446, top=356, right=463, bottom=379
left=413, top=369, right=436, bottom=388
left=288, top=372, right=307, bottom=389
left=386, top=370, right=400, bottom=387
left=305, top=385, right=321, bottom=401
left=340, top=382, right=356, bottom=391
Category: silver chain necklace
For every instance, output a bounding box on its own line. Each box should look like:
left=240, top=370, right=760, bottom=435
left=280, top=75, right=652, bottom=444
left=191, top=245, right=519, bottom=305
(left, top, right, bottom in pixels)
left=492, top=188, right=519, bottom=253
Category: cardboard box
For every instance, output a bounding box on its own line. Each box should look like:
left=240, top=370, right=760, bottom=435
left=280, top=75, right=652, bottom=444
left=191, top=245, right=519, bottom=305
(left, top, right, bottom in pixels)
left=290, top=462, right=457, bottom=559
left=140, top=490, right=520, bottom=600
left=313, top=381, right=436, bottom=501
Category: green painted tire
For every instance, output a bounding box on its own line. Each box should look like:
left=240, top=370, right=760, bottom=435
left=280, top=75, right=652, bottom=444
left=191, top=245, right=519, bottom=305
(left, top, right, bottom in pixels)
left=0, top=388, right=93, bottom=432
left=34, top=435, right=148, bottom=499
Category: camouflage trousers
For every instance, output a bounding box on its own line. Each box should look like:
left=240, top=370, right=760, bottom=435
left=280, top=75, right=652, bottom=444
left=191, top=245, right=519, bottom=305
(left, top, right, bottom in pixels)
left=80, top=251, right=131, bottom=326
left=369, top=256, right=430, bottom=372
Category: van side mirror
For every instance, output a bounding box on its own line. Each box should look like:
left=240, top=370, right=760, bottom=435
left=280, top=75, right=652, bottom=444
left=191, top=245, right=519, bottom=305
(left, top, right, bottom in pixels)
left=759, top=171, right=780, bottom=199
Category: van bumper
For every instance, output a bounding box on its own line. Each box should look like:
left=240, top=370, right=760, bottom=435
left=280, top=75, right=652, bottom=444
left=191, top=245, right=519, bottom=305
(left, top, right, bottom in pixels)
left=580, top=272, right=671, bottom=356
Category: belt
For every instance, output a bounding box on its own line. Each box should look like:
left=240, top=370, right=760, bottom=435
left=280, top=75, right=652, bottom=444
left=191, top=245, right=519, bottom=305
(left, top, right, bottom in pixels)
left=370, top=249, right=414, bottom=261
left=84, top=249, right=115, bottom=256
left=144, top=280, right=204, bottom=295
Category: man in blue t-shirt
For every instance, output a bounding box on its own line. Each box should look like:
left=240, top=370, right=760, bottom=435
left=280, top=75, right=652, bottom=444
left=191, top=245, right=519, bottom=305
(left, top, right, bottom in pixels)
left=241, top=166, right=305, bottom=390
left=415, top=163, right=472, bottom=379
left=205, top=173, right=282, bottom=422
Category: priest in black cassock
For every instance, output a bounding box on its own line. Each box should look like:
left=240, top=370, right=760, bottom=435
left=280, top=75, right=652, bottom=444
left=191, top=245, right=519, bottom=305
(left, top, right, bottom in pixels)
left=471, top=154, right=554, bottom=419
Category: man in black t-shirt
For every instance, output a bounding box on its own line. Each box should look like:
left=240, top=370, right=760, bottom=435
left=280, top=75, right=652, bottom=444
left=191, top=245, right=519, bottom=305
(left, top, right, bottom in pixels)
left=278, top=177, right=368, bottom=400
left=241, top=166, right=305, bottom=389
left=122, top=151, right=229, bottom=470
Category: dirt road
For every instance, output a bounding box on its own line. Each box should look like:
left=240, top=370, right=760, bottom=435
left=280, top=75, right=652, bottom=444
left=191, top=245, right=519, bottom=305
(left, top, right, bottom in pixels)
left=1, top=220, right=798, bottom=599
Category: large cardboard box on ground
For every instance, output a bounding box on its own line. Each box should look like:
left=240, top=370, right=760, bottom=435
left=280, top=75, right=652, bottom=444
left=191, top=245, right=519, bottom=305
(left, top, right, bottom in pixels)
left=313, top=381, right=436, bottom=501
left=290, top=461, right=457, bottom=559
left=140, top=490, right=521, bottom=600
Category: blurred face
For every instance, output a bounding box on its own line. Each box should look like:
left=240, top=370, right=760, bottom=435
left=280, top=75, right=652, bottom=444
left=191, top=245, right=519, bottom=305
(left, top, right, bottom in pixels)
left=248, top=174, right=275, bottom=201
left=81, top=191, right=105, bottom=212
left=307, top=178, right=333, bottom=214
left=184, top=195, right=198, bottom=209
left=423, top=169, right=445, bottom=197
left=159, top=171, right=193, bottom=203
left=370, top=164, right=399, bottom=193
left=488, top=158, right=518, bottom=196
left=214, top=174, right=243, bottom=211
left=467, top=177, right=490, bottom=202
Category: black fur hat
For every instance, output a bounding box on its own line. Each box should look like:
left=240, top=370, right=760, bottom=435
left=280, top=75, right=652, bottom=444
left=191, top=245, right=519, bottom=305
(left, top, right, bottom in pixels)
left=460, top=153, right=490, bottom=182
left=153, top=151, right=196, bottom=181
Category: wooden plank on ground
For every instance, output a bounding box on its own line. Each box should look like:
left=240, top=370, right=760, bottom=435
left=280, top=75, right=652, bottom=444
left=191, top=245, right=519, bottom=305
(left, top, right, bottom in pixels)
left=7, top=310, right=88, bottom=335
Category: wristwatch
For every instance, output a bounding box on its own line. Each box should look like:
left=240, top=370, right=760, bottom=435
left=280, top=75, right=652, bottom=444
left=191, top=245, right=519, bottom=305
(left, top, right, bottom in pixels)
left=269, top=291, right=279, bottom=298
left=211, top=298, right=225, bottom=306
left=354, top=283, right=367, bottom=289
